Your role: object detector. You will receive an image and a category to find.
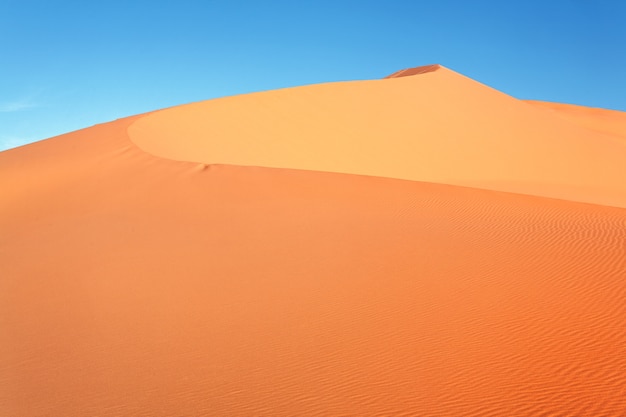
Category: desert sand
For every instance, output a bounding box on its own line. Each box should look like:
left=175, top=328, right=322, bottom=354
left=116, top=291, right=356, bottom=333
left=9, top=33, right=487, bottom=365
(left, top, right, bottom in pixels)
left=1, top=65, right=625, bottom=416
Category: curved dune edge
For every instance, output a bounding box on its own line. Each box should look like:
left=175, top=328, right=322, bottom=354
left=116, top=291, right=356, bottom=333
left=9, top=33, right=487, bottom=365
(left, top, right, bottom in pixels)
left=2, top=115, right=626, bottom=415
left=127, top=65, right=626, bottom=208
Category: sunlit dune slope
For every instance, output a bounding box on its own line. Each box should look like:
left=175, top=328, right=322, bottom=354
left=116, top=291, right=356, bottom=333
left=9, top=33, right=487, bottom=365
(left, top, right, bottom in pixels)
left=526, top=100, right=626, bottom=140
left=129, top=65, right=626, bottom=208
left=2, top=66, right=626, bottom=416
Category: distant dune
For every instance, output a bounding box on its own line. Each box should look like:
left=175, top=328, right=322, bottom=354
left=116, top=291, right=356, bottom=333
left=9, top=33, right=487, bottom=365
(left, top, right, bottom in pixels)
left=2, top=65, right=626, bottom=416
left=525, top=99, right=626, bottom=140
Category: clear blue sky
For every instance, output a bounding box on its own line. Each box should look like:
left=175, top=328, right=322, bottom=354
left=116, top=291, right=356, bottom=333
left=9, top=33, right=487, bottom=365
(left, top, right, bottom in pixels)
left=1, top=0, right=625, bottom=151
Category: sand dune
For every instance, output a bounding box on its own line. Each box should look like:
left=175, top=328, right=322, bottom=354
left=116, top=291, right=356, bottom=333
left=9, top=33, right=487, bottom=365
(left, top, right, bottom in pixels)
left=2, top=65, right=626, bottom=416
left=129, top=65, right=626, bottom=208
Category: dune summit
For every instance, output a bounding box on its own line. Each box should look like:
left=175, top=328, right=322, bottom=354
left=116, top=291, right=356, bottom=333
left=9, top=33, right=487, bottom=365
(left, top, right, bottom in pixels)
left=384, top=63, right=442, bottom=77
left=2, top=65, right=626, bottom=416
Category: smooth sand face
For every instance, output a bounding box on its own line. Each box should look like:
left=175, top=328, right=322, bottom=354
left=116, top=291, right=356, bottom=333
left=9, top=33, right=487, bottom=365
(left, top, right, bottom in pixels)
left=2, top=66, right=626, bottom=416
left=129, top=65, right=626, bottom=208
left=525, top=100, right=626, bottom=140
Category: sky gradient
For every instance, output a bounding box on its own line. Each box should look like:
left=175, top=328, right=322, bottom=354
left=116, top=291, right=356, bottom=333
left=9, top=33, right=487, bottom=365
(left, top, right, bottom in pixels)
left=1, top=0, right=625, bottom=151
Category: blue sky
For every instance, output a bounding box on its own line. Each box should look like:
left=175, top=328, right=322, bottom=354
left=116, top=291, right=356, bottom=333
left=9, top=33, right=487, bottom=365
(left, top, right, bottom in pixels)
left=1, top=0, right=625, bottom=151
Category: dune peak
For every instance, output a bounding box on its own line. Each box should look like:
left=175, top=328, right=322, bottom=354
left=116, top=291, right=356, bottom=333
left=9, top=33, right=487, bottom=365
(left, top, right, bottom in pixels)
left=384, top=64, right=442, bottom=78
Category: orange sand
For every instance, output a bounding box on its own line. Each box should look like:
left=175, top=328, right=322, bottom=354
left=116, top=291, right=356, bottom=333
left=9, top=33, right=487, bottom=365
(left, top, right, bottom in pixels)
left=1, top=65, right=626, bottom=416
left=129, top=65, right=626, bottom=208
left=525, top=100, right=626, bottom=140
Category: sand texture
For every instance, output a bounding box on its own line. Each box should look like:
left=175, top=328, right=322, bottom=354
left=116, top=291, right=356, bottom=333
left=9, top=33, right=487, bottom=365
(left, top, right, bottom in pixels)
left=2, top=65, right=626, bottom=416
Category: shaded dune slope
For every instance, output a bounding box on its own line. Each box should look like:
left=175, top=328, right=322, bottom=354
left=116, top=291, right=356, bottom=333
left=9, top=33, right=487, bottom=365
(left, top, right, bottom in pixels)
left=384, top=64, right=441, bottom=77
left=2, top=66, right=626, bottom=416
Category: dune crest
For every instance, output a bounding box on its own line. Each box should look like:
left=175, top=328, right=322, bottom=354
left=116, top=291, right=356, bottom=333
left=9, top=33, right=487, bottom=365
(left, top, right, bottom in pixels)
left=384, top=64, right=441, bottom=78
